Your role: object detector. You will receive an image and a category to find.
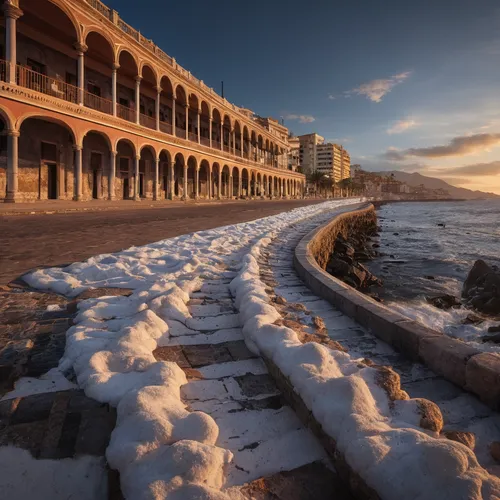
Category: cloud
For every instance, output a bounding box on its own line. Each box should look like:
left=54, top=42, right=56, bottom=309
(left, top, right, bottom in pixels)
left=344, top=72, right=411, bottom=103
left=387, top=119, right=417, bottom=135
left=440, top=160, right=500, bottom=176
left=384, top=133, right=500, bottom=160
left=285, top=114, right=315, bottom=124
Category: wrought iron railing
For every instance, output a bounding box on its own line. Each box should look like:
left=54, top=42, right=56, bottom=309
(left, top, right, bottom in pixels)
left=140, top=113, right=156, bottom=130
left=117, top=103, right=135, bottom=122
left=84, top=91, right=112, bottom=115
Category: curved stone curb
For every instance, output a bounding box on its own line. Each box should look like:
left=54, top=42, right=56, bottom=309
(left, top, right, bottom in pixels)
left=293, top=202, right=500, bottom=410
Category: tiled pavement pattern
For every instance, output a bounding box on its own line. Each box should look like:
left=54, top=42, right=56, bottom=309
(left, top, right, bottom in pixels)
left=155, top=277, right=354, bottom=498
left=259, top=213, right=500, bottom=474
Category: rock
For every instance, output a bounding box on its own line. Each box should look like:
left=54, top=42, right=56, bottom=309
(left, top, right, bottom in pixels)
left=488, top=325, right=500, bottom=333
left=333, top=236, right=354, bottom=258
left=461, top=314, right=483, bottom=325
left=426, top=294, right=461, bottom=310
left=424, top=275, right=435, bottom=280
left=374, top=366, right=409, bottom=402
left=481, top=333, right=500, bottom=344
left=372, top=243, right=380, bottom=249
left=443, top=431, right=475, bottom=450
left=416, top=399, right=444, bottom=433
left=437, top=223, right=445, bottom=227
left=462, top=260, right=500, bottom=316
left=275, top=296, right=287, bottom=305
left=490, top=442, right=500, bottom=463
left=393, top=233, right=399, bottom=236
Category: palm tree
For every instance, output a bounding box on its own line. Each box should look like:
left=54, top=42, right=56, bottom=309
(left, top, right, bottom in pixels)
left=307, top=170, right=324, bottom=196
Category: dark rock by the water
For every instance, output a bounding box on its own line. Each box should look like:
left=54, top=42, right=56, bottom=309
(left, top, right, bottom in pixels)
left=427, top=294, right=461, bottom=310
left=482, top=333, right=500, bottom=344
left=461, top=314, right=483, bottom=326
left=393, top=233, right=399, bottom=236
left=372, top=243, right=380, bottom=248
left=424, top=275, right=435, bottom=280
left=462, top=260, right=500, bottom=317
left=437, top=223, right=445, bottom=227
left=488, top=325, right=500, bottom=333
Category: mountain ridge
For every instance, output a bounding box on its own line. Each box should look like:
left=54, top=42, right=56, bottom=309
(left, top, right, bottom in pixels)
left=372, top=171, right=499, bottom=200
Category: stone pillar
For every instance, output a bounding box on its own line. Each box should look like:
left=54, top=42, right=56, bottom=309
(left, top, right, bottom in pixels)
left=185, top=105, right=189, bottom=140
left=4, top=130, right=19, bottom=202
left=220, top=123, right=223, bottom=150
left=3, top=3, right=22, bottom=85
left=134, top=155, right=140, bottom=200
left=232, top=130, right=236, bottom=156
left=238, top=173, right=242, bottom=198
left=154, top=157, right=160, bottom=200
left=111, top=63, right=119, bottom=117
left=209, top=118, right=212, bottom=148
left=135, top=76, right=142, bottom=124
left=240, top=131, right=244, bottom=158
left=218, top=169, right=222, bottom=200
left=155, top=87, right=161, bottom=131
left=169, top=162, right=175, bottom=200
left=73, top=145, right=83, bottom=201
left=207, top=167, right=212, bottom=199
left=229, top=175, right=233, bottom=198
left=183, top=165, right=188, bottom=200
left=172, top=98, right=176, bottom=133
left=109, top=150, right=116, bottom=200
left=197, top=110, right=201, bottom=144
left=195, top=168, right=199, bottom=200
left=75, top=42, right=87, bottom=106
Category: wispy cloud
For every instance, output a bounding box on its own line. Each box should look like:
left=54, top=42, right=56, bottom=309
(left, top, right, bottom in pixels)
left=387, top=119, right=417, bottom=135
left=384, top=133, right=500, bottom=160
left=285, top=114, right=315, bottom=124
left=441, top=160, right=500, bottom=176
left=343, top=72, right=412, bottom=103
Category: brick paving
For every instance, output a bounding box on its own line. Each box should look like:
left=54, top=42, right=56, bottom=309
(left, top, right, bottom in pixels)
left=0, top=199, right=323, bottom=285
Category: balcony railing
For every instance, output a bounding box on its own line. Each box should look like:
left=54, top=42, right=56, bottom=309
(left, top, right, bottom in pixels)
left=159, top=120, right=172, bottom=135
left=0, top=60, right=6, bottom=82
left=188, top=132, right=198, bottom=143
left=84, top=91, right=112, bottom=115
left=200, top=137, right=210, bottom=147
left=140, top=113, right=156, bottom=130
left=117, top=103, right=135, bottom=123
left=85, top=0, right=112, bottom=20
left=175, top=126, right=186, bottom=138
left=223, top=144, right=230, bottom=153
left=212, top=140, right=221, bottom=150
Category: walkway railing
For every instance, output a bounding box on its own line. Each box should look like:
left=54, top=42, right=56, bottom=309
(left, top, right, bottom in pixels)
left=200, top=137, right=210, bottom=147
left=0, top=60, right=6, bottom=82
left=84, top=91, right=113, bottom=115
left=16, top=65, right=79, bottom=104
left=140, top=113, right=156, bottom=130
left=175, top=126, right=186, bottom=138
left=159, top=120, right=172, bottom=134
left=117, top=103, right=135, bottom=123
left=188, top=132, right=198, bottom=142
left=85, top=0, right=112, bottom=20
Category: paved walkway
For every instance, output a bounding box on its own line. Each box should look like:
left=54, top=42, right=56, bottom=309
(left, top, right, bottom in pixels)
left=0, top=199, right=323, bottom=285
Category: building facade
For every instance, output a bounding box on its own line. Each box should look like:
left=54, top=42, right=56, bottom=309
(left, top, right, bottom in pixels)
left=297, top=133, right=350, bottom=183
left=0, top=0, right=305, bottom=203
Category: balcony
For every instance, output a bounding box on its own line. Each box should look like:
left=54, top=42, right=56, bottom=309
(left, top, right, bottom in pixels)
left=1, top=60, right=302, bottom=178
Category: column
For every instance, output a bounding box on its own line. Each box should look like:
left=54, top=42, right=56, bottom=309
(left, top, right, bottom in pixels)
left=218, top=169, right=222, bottom=200
left=238, top=174, right=242, bottom=198
left=135, top=76, right=142, bottom=125
left=182, top=165, right=188, bottom=200
left=195, top=168, right=199, bottom=199
left=4, top=130, right=19, bottom=202
left=220, top=123, right=223, bottom=150
left=185, top=105, right=189, bottom=140
left=172, top=98, right=176, bottom=133
left=154, top=157, right=160, bottom=200
left=229, top=175, right=233, bottom=198
left=75, top=43, right=88, bottom=106
left=73, top=145, right=83, bottom=201
left=111, top=63, right=119, bottom=117
left=3, top=3, right=22, bottom=84
left=197, top=110, right=201, bottom=144
left=209, top=118, right=213, bottom=148
left=208, top=167, right=212, bottom=199
left=232, top=130, right=236, bottom=156
left=169, top=162, right=175, bottom=200
left=134, top=155, right=140, bottom=200
left=240, top=132, right=244, bottom=158
left=155, top=87, right=162, bottom=131
left=109, top=150, right=116, bottom=200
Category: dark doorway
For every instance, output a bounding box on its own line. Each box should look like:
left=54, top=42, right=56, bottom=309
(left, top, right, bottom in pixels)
left=47, top=163, right=57, bottom=199
left=90, top=152, right=101, bottom=200
left=123, top=177, right=129, bottom=199
left=139, top=173, right=145, bottom=198
left=92, top=169, right=98, bottom=199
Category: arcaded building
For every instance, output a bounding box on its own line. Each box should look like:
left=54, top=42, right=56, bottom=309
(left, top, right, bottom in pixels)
left=0, top=0, right=305, bottom=202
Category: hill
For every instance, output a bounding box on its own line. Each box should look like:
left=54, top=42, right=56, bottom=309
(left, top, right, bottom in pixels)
left=373, top=171, right=499, bottom=200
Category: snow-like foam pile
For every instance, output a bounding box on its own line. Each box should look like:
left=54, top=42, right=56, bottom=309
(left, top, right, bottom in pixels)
left=230, top=236, right=500, bottom=499
left=21, top=200, right=359, bottom=498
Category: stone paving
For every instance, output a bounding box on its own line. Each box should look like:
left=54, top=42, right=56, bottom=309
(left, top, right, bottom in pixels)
left=259, top=214, right=500, bottom=476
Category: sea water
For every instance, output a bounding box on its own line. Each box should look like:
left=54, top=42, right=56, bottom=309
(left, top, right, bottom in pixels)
left=366, top=200, right=500, bottom=349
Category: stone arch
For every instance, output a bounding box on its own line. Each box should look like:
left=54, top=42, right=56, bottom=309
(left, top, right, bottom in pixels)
left=256, top=172, right=262, bottom=197
left=211, top=162, right=221, bottom=198
left=188, top=93, right=200, bottom=142
left=232, top=166, right=240, bottom=198
left=173, top=152, right=185, bottom=198
left=84, top=29, right=116, bottom=64
left=200, top=101, right=211, bottom=145
left=159, top=149, right=172, bottom=199
left=0, top=104, right=16, bottom=132
left=82, top=131, right=112, bottom=200
left=222, top=115, right=231, bottom=152
left=198, top=159, right=210, bottom=198
left=222, top=165, right=230, bottom=198
left=117, top=48, right=140, bottom=75
left=140, top=62, right=159, bottom=86
left=234, top=120, right=242, bottom=155
left=186, top=155, right=197, bottom=199
left=17, top=113, right=77, bottom=145
left=138, top=145, right=156, bottom=199
left=241, top=168, right=249, bottom=197
left=20, top=0, right=82, bottom=45
left=212, top=108, right=222, bottom=147
left=116, top=138, right=137, bottom=200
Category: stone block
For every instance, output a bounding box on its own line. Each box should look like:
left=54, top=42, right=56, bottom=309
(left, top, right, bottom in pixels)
left=235, top=373, right=278, bottom=398
left=0, top=420, right=48, bottom=456
left=419, top=336, right=479, bottom=388
left=153, top=346, right=191, bottom=368
left=354, top=301, right=405, bottom=346
left=75, top=407, right=116, bottom=456
left=182, top=345, right=232, bottom=367
left=224, top=340, right=255, bottom=361
left=393, top=320, right=443, bottom=361
left=466, top=353, right=500, bottom=410
left=11, top=392, right=56, bottom=424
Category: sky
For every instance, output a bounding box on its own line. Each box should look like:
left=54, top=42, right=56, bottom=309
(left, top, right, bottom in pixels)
left=105, top=0, right=500, bottom=194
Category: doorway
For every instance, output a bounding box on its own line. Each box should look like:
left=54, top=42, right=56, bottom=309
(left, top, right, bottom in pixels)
left=139, top=172, right=145, bottom=198
left=90, top=152, right=102, bottom=200
left=47, top=163, right=57, bottom=199
left=123, top=178, right=129, bottom=199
